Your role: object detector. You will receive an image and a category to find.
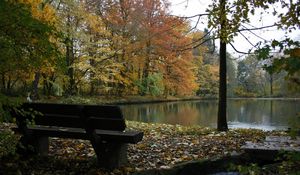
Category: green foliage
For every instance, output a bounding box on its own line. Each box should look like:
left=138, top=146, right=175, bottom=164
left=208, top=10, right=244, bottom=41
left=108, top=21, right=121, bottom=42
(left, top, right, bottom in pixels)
left=0, top=0, right=58, bottom=65
left=0, top=130, right=18, bottom=157
left=0, top=94, right=24, bottom=123
left=284, top=152, right=300, bottom=163
left=59, top=96, right=94, bottom=104
left=236, top=55, right=264, bottom=96
left=277, top=152, right=300, bottom=174
left=256, top=39, right=300, bottom=94
left=256, top=39, right=300, bottom=75
left=233, top=86, right=257, bottom=97
left=0, top=0, right=61, bottom=97
left=227, top=53, right=238, bottom=97
left=229, top=163, right=261, bottom=175
left=288, top=113, right=300, bottom=138
left=0, top=93, right=42, bottom=125
left=136, top=73, right=164, bottom=96
left=256, top=46, right=271, bottom=61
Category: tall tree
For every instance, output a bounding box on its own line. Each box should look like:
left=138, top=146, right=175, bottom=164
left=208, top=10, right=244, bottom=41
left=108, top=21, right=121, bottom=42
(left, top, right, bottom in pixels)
left=0, top=0, right=59, bottom=120
left=50, top=0, right=115, bottom=96
left=94, top=0, right=197, bottom=96
left=0, top=0, right=58, bottom=97
left=203, top=0, right=300, bottom=131
left=207, top=0, right=228, bottom=131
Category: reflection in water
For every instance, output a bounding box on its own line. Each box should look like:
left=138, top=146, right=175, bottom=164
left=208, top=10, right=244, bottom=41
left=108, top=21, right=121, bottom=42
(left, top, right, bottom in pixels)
left=120, top=99, right=300, bottom=130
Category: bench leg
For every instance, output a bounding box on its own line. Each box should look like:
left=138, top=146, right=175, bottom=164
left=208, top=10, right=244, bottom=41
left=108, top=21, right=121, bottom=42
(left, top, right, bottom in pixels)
left=16, top=135, right=49, bottom=156
left=16, top=135, right=36, bottom=155
left=96, top=143, right=128, bottom=169
left=34, top=136, right=49, bottom=156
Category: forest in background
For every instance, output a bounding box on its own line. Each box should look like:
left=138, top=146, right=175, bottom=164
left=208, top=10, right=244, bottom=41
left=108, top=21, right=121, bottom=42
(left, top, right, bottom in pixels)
left=0, top=0, right=299, bottom=101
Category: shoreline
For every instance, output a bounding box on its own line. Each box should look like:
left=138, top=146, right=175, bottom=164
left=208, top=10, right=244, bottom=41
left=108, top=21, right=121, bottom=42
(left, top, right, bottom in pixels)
left=37, top=95, right=300, bottom=106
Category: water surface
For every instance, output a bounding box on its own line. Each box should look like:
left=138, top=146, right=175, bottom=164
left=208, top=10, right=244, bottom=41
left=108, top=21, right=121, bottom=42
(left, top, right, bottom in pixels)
left=120, top=99, right=300, bottom=130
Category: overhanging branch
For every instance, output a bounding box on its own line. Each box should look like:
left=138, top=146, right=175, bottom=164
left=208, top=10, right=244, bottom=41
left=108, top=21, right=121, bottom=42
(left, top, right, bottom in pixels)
left=229, top=42, right=252, bottom=55
left=170, top=13, right=209, bottom=19
left=237, top=24, right=278, bottom=32
left=177, top=36, right=217, bottom=52
left=238, top=31, right=255, bottom=47
left=182, top=27, right=214, bottom=48
left=240, top=24, right=268, bottom=41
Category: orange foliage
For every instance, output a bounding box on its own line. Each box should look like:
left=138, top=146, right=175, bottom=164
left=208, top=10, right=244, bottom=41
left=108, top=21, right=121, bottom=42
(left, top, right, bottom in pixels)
left=98, top=0, right=198, bottom=95
left=290, top=48, right=300, bottom=57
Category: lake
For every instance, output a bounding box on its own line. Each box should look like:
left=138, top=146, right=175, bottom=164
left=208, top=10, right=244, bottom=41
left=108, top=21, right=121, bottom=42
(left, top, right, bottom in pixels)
left=120, top=98, right=300, bottom=130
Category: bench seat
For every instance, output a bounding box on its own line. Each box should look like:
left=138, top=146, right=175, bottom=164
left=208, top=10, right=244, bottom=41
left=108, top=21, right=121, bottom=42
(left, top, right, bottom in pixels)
left=13, top=126, right=143, bottom=143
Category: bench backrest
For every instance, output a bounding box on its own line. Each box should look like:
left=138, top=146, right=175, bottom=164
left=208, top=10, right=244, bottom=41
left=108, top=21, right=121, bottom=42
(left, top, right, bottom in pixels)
left=18, top=103, right=126, bottom=131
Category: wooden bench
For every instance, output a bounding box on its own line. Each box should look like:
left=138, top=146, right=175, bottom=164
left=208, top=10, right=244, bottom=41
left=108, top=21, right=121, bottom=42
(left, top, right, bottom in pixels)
left=9, top=102, right=143, bottom=169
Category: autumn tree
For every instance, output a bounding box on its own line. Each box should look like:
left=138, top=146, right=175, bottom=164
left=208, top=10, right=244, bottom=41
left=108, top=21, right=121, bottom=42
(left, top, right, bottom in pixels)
left=47, top=0, right=115, bottom=96
left=0, top=0, right=58, bottom=98
left=191, top=30, right=219, bottom=96
left=92, top=0, right=141, bottom=95
left=0, top=0, right=60, bottom=121
left=94, top=0, right=197, bottom=96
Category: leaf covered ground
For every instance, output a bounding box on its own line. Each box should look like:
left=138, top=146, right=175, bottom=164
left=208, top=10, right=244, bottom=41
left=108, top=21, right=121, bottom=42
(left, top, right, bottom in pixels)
left=0, top=121, right=288, bottom=174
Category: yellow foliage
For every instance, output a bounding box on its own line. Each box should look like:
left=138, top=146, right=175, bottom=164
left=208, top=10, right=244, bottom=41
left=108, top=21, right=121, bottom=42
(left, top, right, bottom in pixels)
left=17, top=0, right=57, bottom=25
left=86, top=14, right=110, bottom=36
left=208, top=65, right=219, bottom=81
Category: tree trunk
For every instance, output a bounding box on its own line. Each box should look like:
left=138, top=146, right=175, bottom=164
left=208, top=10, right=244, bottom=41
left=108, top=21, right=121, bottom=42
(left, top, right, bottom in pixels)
left=270, top=73, right=273, bottom=96
left=217, top=0, right=228, bottom=131
left=66, top=38, right=76, bottom=96
left=217, top=40, right=228, bottom=131
left=31, top=72, right=40, bottom=100
left=1, top=73, right=4, bottom=93
left=141, top=41, right=151, bottom=96
left=42, top=74, right=55, bottom=96
left=89, top=59, right=96, bottom=95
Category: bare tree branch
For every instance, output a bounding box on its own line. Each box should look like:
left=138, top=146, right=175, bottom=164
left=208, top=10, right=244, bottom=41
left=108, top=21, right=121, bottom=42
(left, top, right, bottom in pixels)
left=182, top=27, right=214, bottom=48
left=186, top=15, right=202, bottom=32
left=238, top=31, right=256, bottom=47
left=237, top=24, right=278, bottom=32
left=170, top=13, right=209, bottom=19
left=229, top=42, right=252, bottom=54
left=177, top=36, right=217, bottom=52
left=240, top=25, right=268, bottom=41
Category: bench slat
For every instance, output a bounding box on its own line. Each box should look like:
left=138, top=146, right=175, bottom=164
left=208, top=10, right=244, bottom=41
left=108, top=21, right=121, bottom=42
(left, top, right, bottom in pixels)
left=83, top=105, right=124, bottom=119
left=19, top=126, right=143, bottom=144
left=18, top=103, right=127, bottom=131
left=88, top=117, right=126, bottom=131
left=22, top=103, right=82, bottom=115
left=35, top=114, right=82, bottom=128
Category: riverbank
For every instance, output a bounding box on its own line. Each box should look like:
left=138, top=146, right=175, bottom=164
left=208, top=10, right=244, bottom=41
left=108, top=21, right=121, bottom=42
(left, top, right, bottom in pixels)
left=32, top=95, right=300, bottom=105
left=1, top=121, right=299, bottom=175
left=38, top=95, right=205, bottom=105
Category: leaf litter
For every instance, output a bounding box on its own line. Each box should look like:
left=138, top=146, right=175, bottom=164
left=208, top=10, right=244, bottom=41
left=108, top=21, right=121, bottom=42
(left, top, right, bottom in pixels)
left=1, top=121, right=286, bottom=174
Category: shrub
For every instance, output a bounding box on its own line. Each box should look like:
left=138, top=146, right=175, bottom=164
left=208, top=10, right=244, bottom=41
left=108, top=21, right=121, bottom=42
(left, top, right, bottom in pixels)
left=0, top=130, right=18, bottom=157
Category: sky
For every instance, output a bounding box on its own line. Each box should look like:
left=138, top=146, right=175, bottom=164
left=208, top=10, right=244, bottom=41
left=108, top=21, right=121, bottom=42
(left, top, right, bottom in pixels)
left=169, top=0, right=300, bottom=59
